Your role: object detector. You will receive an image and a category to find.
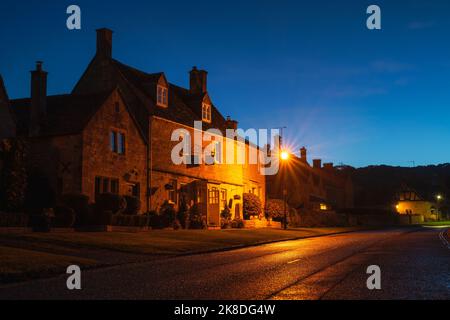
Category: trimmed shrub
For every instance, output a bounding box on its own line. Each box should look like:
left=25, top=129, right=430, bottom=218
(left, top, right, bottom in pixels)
left=93, top=210, right=113, bottom=226
left=30, top=209, right=53, bottom=232
left=61, top=194, right=90, bottom=226
left=52, top=206, right=76, bottom=228
left=221, top=218, right=231, bottom=229
left=231, top=218, right=245, bottom=229
left=265, top=199, right=286, bottom=221
left=111, top=214, right=149, bottom=227
left=177, top=198, right=190, bottom=229
left=243, top=193, right=262, bottom=219
left=0, top=211, right=29, bottom=227
left=95, top=193, right=126, bottom=215
left=24, top=171, right=55, bottom=215
left=160, top=201, right=176, bottom=227
left=188, top=204, right=206, bottom=229
left=147, top=211, right=165, bottom=229
left=123, top=196, right=141, bottom=215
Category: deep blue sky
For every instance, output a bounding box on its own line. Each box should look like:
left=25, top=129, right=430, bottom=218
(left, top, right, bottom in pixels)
left=1, top=0, right=449, bottom=167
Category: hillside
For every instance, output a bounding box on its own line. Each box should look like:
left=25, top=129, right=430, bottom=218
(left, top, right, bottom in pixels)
left=351, top=164, right=450, bottom=208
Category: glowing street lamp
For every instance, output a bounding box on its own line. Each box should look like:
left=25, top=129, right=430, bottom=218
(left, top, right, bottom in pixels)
left=280, top=151, right=289, bottom=161
left=280, top=150, right=290, bottom=230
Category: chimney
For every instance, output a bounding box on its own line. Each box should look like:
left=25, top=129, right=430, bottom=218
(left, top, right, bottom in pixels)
left=189, top=66, right=207, bottom=94
left=313, top=159, right=322, bottom=169
left=96, top=28, right=113, bottom=59
left=225, top=116, right=238, bottom=130
left=323, top=163, right=334, bottom=171
left=30, top=61, right=47, bottom=136
left=300, top=147, right=307, bottom=163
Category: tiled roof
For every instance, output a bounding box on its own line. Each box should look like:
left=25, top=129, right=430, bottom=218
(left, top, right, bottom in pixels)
left=10, top=91, right=112, bottom=137
left=111, top=59, right=227, bottom=131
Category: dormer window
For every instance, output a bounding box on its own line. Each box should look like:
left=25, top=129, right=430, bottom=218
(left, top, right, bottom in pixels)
left=157, top=85, right=168, bottom=108
left=202, top=103, right=211, bottom=123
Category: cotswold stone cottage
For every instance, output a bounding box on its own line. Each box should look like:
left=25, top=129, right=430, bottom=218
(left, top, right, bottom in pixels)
left=2, top=28, right=265, bottom=227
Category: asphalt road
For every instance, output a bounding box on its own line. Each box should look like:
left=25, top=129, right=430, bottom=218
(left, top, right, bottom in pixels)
left=1, top=227, right=449, bottom=300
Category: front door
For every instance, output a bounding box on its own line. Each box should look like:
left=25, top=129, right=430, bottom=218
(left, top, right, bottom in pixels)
left=207, top=186, right=220, bottom=226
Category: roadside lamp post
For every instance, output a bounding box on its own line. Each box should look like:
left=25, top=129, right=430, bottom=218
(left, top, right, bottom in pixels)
left=280, top=151, right=289, bottom=230
left=436, top=195, right=443, bottom=221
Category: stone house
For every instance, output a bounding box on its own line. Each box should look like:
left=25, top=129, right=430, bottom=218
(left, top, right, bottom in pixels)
left=266, top=147, right=354, bottom=212
left=4, top=28, right=265, bottom=227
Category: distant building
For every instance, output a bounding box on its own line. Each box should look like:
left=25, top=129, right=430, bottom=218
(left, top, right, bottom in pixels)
left=395, top=186, right=438, bottom=221
left=4, top=28, right=265, bottom=227
left=266, top=147, right=354, bottom=212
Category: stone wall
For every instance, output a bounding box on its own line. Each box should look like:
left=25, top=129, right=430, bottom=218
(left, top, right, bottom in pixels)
left=82, top=90, right=148, bottom=211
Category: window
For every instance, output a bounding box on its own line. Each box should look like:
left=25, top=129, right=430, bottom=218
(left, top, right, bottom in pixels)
left=95, top=176, right=119, bottom=199
left=114, top=102, right=120, bottom=113
left=111, top=179, right=119, bottom=194
left=110, top=130, right=126, bottom=154
left=220, top=189, right=227, bottom=209
left=110, top=131, right=117, bottom=152
left=202, top=103, right=211, bottom=122
left=157, top=85, right=168, bottom=107
left=118, top=132, right=125, bottom=154
left=168, top=179, right=177, bottom=204
left=196, top=187, right=204, bottom=204
left=208, top=187, right=219, bottom=205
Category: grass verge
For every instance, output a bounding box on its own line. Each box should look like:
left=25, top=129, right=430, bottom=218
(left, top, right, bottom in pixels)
left=0, top=245, right=98, bottom=284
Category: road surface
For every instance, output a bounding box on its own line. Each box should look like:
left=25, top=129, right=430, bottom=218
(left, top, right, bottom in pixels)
left=1, top=227, right=449, bottom=300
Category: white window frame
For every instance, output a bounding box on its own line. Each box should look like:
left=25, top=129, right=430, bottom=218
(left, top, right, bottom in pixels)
left=202, top=103, right=211, bottom=123
left=157, top=85, right=168, bottom=108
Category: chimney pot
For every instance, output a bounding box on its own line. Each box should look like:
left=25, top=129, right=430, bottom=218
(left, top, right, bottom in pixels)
left=313, top=159, right=322, bottom=169
left=300, top=147, right=307, bottom=162
left=30, top=61, right=48, bottom=136
left=189, top=67, right=208, bottom=94
left=96, top=28, right=113, bottom=59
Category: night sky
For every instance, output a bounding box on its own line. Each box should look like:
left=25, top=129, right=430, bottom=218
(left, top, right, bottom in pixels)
left=1, top=0, right=449, bottom=167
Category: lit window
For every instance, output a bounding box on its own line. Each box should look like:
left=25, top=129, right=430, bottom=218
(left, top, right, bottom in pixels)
left=202, top=103, right=211, bottom=122
left=221, top=189, right=227, bottom=209
left=157, top=85, right=168, bottom=107
left=208, top=187, right=219, bottom=204
left=320, top=203, right=328, bottom=211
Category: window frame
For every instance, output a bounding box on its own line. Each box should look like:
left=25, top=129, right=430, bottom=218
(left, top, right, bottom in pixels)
left=202, top=103, right=211, bottom=123
left=157, top=85, right=168, bottom=108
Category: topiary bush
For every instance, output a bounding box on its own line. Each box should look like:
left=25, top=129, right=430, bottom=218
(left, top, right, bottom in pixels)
left=123, top=196, right=141, bottom=215
left=265, top=199, right=286, bottom=222
left=0, top=211, right=29, bottom=227
left=52, top=206, right=76, bottom=228
left=61, top=194, right=90, bottom=227
left=188, top=204, right=206, bottom=229
left=95, top=193, right=126, bottom=215
left=111, top=214, right=149, bottom=227
left=243, top=193, right=262, bottom=219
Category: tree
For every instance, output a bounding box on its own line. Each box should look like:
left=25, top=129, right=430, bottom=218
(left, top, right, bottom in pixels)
left=243, top=193, right=262, bottom=219
left=0, top=138, right=27, bottom=213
